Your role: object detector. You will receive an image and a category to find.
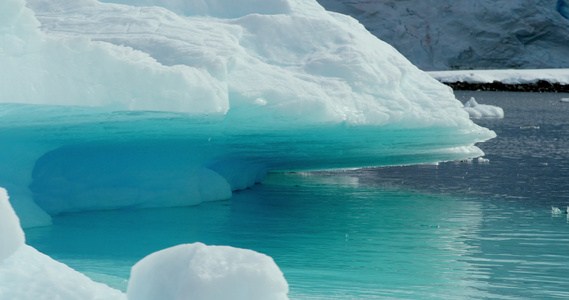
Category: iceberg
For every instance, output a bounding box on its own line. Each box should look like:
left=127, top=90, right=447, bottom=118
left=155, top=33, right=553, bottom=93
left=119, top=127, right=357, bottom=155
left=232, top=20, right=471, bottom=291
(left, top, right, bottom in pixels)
left=1, top=0, right=494, bottom=229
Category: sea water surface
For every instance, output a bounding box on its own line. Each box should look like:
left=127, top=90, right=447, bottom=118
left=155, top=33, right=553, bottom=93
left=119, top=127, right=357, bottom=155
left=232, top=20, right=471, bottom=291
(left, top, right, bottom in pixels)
left=25, top=91, right=569, bottom=299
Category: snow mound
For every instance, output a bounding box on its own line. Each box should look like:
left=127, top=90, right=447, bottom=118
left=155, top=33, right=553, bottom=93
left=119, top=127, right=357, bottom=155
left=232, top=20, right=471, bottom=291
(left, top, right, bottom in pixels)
left=463, top=97, right=504, bottom=119
left=127, top=243, right=289, bottom=300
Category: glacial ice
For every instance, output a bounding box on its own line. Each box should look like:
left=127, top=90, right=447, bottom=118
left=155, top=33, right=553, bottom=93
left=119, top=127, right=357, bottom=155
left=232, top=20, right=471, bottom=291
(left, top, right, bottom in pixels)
left=1, top=0, right=495, bottom=229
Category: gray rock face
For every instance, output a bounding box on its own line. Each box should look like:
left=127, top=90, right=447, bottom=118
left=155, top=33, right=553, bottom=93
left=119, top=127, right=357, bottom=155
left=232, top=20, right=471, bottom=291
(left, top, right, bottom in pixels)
left=318, top=0, right=569, bottom=70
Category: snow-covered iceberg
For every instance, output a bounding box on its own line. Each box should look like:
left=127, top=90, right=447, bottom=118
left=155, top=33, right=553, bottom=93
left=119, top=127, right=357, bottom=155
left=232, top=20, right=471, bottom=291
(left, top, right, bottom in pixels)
left=1, top=0, right=495, bottom=228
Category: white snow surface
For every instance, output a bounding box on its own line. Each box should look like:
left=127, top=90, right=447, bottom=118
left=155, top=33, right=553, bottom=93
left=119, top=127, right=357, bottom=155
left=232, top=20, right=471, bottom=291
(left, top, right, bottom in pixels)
left=317, top=0, right=569, bottom=70
left=127, top=243, right=289, bottom=300
left=16, top=0, right=474, bottom=126
left=463, top=97, right=504, bottom=119
left=429, top=69, right=569, bottom=85
left=1, top=0, right=495, bottom=227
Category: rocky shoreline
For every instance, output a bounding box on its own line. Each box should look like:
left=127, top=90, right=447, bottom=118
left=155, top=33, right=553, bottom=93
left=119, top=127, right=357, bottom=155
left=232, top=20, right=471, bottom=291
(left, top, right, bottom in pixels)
left=443, top=80, right=569, bottom=93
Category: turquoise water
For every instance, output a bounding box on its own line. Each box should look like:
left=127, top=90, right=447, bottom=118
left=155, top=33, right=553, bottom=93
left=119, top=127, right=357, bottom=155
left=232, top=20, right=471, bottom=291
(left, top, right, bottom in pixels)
left=25, top=91, right=569, bottom=299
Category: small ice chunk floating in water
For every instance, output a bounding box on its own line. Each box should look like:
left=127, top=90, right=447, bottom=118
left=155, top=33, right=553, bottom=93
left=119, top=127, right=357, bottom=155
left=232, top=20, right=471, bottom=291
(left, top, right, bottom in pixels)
left=560, top=98, right=569, bottom=103
left=463, top=97, right=504, bottom=119
left=551, top=206, right=569, bottom=214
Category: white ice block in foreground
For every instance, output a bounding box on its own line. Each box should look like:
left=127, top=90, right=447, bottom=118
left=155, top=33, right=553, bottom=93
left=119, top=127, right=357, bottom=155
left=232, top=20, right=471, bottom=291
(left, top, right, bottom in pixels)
left=127, top=243, right=289, bottom=300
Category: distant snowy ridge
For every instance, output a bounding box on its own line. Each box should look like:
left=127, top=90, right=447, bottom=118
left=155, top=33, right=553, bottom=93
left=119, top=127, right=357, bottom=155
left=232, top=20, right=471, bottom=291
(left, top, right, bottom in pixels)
left=317, top=0, right=569, bottom=70
left=428, top=69, right=569, bottom=92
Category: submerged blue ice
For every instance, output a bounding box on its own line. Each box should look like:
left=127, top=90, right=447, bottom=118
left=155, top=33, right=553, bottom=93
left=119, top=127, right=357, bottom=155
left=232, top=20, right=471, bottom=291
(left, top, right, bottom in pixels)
left=1, top=0, right=495, bottom=229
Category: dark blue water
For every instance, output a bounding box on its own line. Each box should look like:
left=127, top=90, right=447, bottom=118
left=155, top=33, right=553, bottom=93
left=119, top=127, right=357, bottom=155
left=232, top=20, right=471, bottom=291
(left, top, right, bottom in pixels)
left=25, top=91, right=569, bottom=299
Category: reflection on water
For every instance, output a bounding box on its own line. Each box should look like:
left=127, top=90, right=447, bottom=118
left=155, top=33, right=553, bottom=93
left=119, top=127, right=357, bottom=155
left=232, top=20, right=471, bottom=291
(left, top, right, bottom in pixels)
left=25, top=91, right=569, bottom=299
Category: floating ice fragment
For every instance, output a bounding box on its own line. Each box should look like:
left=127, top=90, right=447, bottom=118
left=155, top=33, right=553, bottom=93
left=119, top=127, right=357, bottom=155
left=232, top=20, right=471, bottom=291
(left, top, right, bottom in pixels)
left=560, top=98, right=569, bottom=103
left=476, top=157, right=490, bottom=164
left=463, top=97, right=504, bottom=119
left=551, top=206, right=568, bottom=214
